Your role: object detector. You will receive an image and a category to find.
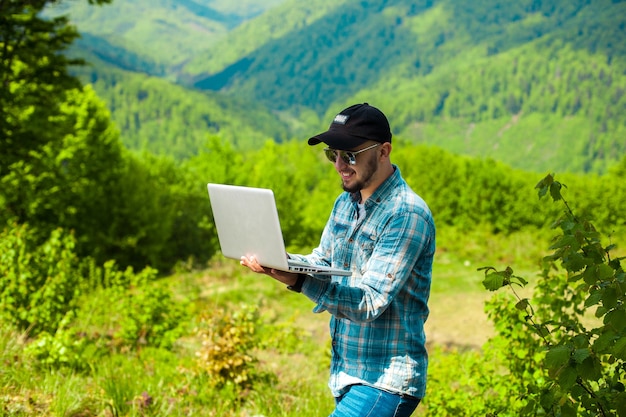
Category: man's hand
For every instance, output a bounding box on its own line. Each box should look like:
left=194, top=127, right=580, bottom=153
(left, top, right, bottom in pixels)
left=240, top=255, right=299, bottom=286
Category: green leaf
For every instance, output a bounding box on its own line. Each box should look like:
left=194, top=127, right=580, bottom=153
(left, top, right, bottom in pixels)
left=584, top=290, right=602, bottom=308
left=572, top=348, right=591, bottom=364
left=558, top=366, right=578, bottom=390
left=563, top=214, right=579, bottom=228
left=614, top=338, right=626, bottom=361
left=597, top=264, right=615, bottom=280
left=539, top=384, right=557, bottom=410
left=595, top=305, right=607, bottom=318
left=515, top=298, right=530, bottom=311
left=510, top=275, right=528, bottom=286
left=545, top=345, right=571, bottom=369
left=535, top=174, right=553, bottom=197
left=615, top=392, right=626, bottom=417
left=482, top=272, right=504, bottom=291
left=583, top=264, right=614, bottom=285
left=563, top=253, right=587, bottom=272
left=605, top=308, right=626, bottom=332
left=592, top=330, right=616, bottom=353
left=572, top=334, right=589, bottom=349
left=549, top=181, right=563, bottom=201
left=559, top=401, right=578, bottom=417
left=603, top=287, right=619, bottom=310
left=578, top=355, right=602, bottom=381
left=567, top=272, right=583, bottom=283
left=534, top=324, right=551, bottom=338
left=549, top=235, right=579, bottom=250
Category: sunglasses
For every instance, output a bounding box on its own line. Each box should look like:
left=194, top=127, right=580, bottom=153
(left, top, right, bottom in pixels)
left=323, top=143, right=381, bottom=165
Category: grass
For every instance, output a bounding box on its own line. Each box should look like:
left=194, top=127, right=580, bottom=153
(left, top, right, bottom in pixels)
left=1, top=225, right=605, bottom=416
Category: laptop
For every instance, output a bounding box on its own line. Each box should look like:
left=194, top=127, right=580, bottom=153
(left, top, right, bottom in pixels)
left=207, top=183, right=351, bottom=276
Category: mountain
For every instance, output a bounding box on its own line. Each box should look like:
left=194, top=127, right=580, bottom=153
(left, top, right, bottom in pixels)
left=72, top=58, right=291, bottom=158
left=48, top=0, right=626, bottom=174
left=43, top=0, right=288, bottom=74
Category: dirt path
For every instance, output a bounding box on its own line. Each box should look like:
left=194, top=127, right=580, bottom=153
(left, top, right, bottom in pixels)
left=425, top=292, right=494, bottom=349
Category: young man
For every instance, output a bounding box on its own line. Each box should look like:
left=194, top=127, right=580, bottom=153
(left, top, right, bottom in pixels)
left=241, top=103, right=435, bottom=417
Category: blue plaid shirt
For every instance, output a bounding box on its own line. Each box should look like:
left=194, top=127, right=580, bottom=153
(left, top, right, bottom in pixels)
left=292, top=166, right=435, bottom=399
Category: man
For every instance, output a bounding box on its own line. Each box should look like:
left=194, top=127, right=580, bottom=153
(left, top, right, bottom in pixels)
left=241, top=103, right=435, bottom=417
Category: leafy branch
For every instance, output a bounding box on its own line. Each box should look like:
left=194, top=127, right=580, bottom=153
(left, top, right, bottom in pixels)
left=480, top=173, right=626, bottom=417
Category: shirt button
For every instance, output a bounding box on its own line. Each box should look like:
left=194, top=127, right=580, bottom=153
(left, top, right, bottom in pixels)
left=348, top=238, right=354, bottom=243
left=387, top=273, right=393, bottom=278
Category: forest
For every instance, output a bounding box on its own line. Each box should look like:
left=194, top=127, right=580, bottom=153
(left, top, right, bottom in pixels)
left=46, top=0, right=626, bottom=175
left=1, top=0, right=626, bottom=416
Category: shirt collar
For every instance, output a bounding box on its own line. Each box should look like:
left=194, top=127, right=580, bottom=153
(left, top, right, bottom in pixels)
left=363, top=164, right=401, bottom=207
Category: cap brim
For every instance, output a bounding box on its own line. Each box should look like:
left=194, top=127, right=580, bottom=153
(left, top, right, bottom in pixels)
left=307, top=130, right=368, bottom=150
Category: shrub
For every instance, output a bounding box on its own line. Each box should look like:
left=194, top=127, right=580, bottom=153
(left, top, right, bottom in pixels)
left=0, top=224, right=89, bottom=336
left=195, top=304, right=265, bottom=389
left=23, top=313, right=105, bottom=371
left=0, top=223, right=191, bottom=370
left=479, top=174, right=626, bottom=417
left=114, top=269, right=190, bottom=350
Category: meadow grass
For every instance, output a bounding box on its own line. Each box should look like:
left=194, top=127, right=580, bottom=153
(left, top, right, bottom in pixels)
left=0, top=226, right=582, bottom=416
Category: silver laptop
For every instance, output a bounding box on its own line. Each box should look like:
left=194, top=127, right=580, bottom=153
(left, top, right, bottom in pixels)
left=207, top=183, right=351, bottom=276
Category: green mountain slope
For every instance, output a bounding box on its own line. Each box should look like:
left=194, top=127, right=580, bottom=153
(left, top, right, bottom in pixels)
left=187, top=0, right=625, bottom=110
left=180, top=0, right=349, bottom=78
left=73, top=61, right=290, bottom=158
left=51, top=0, right=626, bottom=174
left=44, top=0, right=288, bottom=73
left=362, top=1, right=626, bottom=173
left=183, top=0, right=626, bottom=174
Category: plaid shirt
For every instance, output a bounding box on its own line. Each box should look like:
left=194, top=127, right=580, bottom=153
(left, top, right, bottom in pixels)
left=294, top=166, right=435, bottom=399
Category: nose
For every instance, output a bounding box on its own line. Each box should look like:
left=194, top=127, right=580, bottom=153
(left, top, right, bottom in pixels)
left=334, top=155, right=349, bottom=169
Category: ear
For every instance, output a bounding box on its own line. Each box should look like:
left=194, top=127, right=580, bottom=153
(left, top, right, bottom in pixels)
left=380, top=142, right=392, bottom=159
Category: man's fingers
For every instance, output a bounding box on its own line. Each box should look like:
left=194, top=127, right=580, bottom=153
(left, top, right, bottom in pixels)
left=241, top=255, right=267, bottom=273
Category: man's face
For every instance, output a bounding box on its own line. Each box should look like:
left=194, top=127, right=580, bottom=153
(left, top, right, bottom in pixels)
left=332, top=143, right=380, bottom=194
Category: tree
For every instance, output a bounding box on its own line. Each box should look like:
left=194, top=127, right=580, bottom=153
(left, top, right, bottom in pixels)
left=0, top=0, right=111, bottom=172
left=0, top=1, right=181, bottom=271
left=0, top=85, right=124, bottom=248
left=1, top=0, right=114, bottom=227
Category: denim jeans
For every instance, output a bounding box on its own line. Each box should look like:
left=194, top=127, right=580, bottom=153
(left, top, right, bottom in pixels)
left=329, top=384, right=421, bottom=417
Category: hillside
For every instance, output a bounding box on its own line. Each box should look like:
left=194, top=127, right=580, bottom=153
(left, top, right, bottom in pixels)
left=185, top=0, right=625, bottom=112
left=43, top=0, right=288, bottom=73
left=49, top=0, right=626, bottom=173
left=185, top=0, right=626, bottom=174
left=73, top=60, right=290, bottom=157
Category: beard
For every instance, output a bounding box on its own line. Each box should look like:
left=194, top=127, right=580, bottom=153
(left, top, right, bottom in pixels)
left=341, top=151, right=379, bottom=194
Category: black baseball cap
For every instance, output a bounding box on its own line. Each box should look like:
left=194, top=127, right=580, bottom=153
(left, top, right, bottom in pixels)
left=308, top=103, right=392, bottom=150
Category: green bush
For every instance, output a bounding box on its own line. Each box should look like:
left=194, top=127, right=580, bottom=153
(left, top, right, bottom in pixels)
left=0, top=224, right=89, bottom=336
left=114, top=269, right=190, bottom=350
left=24, top=320, right=104, bottom=371
left=479, top=174, right=626, bottom=416
left=0, top=222, right=191, bottom=372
